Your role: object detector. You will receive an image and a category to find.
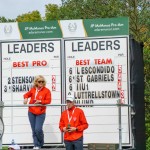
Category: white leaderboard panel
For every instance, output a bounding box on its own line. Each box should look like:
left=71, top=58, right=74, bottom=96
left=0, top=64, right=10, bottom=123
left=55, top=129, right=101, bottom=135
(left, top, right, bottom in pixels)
left=1, top=39, right=62, bottom=144
left=64, top=37, right=131, bottom=144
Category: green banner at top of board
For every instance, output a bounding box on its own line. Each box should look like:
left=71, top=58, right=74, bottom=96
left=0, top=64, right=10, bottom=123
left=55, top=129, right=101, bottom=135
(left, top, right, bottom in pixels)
left=83, top=17, right=129, bottom=37
left=0, top=17, right=129, bottom=40
left=18, top=20, right=62, bottom=39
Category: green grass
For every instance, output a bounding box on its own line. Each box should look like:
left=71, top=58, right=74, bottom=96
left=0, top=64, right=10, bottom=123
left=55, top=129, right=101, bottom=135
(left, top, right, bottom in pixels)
left=2, top=146, right=8, bottom=150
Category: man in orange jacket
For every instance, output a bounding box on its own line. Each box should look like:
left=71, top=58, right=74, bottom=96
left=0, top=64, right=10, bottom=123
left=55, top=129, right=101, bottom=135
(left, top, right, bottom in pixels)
left=59, top=95, right=88, bottom=150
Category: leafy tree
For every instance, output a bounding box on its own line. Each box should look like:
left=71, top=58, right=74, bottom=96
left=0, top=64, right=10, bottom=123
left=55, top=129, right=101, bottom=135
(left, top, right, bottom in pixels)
left=45, top=4, right=61, bottom=20
left=0, top=16, right=15, bottom=22
left=119, top=0, right=150, bottom=42
left=16, top=10, right=42, bottom=22
left=61, top=0, right=123, bottom=19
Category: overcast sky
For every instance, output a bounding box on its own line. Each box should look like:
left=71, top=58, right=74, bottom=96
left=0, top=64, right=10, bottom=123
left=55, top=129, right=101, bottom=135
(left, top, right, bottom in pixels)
left=0, top=0, right=62, bottom=19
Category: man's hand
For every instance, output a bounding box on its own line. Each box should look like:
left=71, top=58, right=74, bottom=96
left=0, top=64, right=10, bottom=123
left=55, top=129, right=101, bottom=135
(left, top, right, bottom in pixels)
left=63, top=127, right=68, bottom=132
left=66, top=127, right=77, bottom=132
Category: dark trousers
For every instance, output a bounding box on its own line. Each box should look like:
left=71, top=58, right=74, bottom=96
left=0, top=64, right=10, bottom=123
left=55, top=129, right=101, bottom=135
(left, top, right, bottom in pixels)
left=64, top=136, right=83, bottom=150
left=28, top=112, right=45, bottom=147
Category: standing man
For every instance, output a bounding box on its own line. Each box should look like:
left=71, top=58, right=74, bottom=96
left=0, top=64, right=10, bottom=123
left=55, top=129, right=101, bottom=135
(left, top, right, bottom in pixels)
left=59, top=95, right=88, bottom=150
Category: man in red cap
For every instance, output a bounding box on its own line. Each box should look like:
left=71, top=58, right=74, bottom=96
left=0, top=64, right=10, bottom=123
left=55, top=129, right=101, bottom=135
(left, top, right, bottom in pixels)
left=59, top=95, right=88, bottom=150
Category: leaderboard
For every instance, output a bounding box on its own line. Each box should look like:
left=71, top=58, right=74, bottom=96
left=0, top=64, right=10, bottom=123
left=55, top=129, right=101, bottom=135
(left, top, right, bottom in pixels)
left=64, top=37, right=130, bottom=143
left=1, top=39, right=62, bottom=144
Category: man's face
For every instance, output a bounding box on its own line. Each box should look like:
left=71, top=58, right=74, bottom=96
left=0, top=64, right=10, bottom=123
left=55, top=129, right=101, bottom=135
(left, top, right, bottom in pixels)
left=66, top=100, right=74, bottom=109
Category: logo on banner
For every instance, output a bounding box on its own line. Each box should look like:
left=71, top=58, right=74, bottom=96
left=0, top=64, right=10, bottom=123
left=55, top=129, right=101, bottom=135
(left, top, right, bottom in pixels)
left=68, top=23, right=77, bottom=32
left=4, top=25, right=12, bottom=34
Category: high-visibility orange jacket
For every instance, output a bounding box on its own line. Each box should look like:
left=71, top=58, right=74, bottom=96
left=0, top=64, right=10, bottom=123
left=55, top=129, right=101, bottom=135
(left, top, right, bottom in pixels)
left=59, top=106, right=88, bottom=141
left=23, top=87, right=51, bottom=115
